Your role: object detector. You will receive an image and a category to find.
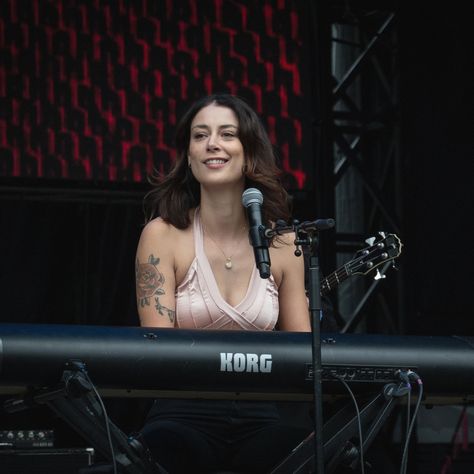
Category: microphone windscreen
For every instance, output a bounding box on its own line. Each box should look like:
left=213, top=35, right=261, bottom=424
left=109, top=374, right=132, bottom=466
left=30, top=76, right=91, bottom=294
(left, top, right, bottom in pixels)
left=242, top=188, right=263, bottom=207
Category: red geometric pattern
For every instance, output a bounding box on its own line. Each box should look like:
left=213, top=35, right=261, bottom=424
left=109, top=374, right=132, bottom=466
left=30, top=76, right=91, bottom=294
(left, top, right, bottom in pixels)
left=0, top=0, right=311, bottom=189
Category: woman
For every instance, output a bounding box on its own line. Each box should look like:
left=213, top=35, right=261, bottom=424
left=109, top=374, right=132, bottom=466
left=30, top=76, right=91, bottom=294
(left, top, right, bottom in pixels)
left=135, top=94, right=311, bottom=473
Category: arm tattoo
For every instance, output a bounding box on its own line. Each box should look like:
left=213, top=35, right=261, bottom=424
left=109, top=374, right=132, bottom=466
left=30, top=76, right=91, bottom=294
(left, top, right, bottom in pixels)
left=136, top=254, right=175, bottom=323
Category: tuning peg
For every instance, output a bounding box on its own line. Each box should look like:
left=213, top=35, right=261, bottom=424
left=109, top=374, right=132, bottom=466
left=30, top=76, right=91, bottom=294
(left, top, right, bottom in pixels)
left=365, top=236, right=375, bottom=246
left=374, top=269, right=386, bottom=280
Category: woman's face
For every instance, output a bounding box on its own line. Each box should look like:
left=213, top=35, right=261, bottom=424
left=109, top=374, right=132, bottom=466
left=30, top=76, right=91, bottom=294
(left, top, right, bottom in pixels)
left=188, top=103, right=245, bottom=188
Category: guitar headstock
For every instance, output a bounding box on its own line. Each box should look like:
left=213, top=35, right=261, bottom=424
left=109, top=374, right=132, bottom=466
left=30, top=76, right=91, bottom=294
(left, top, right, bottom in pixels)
left=347, top=232, right=403, bottom=277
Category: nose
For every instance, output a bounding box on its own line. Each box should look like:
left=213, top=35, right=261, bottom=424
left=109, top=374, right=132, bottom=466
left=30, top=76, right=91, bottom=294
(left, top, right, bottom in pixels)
left=207, top=133, right=220, bottom=150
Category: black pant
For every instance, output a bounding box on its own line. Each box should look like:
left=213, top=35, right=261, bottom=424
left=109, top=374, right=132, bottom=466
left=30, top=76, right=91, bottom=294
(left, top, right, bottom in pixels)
left=140, top=399, right=310, bottom=474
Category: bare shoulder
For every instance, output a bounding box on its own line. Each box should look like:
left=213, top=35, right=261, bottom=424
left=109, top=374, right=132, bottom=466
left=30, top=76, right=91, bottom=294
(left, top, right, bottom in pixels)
left=272, top=232, right=298, bottom=257
left=139, top=217, right=175, bottom=241
left=138, top=217, right=187, bottom=251
left=136, top=218, right=177, bottom=267
left=137, top=215, right=194, bottom=282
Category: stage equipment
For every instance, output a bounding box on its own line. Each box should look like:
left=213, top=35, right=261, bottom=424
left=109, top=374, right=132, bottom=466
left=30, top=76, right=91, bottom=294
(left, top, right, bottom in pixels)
left=0, top=323, right=472, bottom=404
left=2, top=323, right=472, bottom=473
left=0, top=448, right=94, bottom=474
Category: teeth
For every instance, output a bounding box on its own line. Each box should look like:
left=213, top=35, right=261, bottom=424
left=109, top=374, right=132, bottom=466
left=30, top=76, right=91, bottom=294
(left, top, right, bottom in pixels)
left=205, top=159, right=227, bottom=164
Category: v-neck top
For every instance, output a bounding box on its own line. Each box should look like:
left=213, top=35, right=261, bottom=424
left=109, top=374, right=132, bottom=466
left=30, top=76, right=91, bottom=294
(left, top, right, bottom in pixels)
left=175, top=208, right=279, bottom=330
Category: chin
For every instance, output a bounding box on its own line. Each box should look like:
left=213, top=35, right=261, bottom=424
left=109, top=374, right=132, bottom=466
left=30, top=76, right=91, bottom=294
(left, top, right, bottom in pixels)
left=200, top=176, right=245, bottom=189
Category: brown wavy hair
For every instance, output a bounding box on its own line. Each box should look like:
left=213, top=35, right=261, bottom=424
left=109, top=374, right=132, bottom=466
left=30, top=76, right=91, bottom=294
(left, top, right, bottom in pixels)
left=144, top=94, right=290, bottom=232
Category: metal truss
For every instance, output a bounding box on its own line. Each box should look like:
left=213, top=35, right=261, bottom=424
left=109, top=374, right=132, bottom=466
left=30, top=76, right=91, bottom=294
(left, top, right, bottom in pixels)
left=313, top=2, right=405, bottom=334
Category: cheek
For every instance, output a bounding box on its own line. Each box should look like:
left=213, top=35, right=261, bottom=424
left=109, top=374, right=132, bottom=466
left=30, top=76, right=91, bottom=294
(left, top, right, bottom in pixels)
left=232, top=142, right=245, bottom=159
left=188, top=144, right=200, bottom=160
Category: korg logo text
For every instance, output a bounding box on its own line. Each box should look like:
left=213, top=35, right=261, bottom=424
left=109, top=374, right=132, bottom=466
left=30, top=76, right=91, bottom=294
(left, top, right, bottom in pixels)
left=220, top=352, right=272, bottom=373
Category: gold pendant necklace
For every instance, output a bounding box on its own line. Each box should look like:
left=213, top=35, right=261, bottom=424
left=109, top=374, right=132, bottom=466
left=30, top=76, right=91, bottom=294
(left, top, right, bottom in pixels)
left=204, top=226, right=247, bottom=270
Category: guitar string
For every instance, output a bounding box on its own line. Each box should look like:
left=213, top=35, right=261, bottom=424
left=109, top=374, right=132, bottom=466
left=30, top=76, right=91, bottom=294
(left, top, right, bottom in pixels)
left=323, top=244, right=397, bottom=289
left=324, top=245, right=395, bottom=286
left=324, top=248, right=379, bottom=287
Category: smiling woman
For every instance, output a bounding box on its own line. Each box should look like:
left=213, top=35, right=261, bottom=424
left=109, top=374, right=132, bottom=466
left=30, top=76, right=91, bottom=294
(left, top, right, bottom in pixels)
left=143, top=94, right=289, bottom=230
left=135, top=94, right=312, bottom=473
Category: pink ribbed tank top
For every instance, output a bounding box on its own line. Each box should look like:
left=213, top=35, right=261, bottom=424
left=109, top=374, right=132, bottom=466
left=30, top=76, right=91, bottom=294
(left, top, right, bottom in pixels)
left=176, top=208, right=279, bottom=330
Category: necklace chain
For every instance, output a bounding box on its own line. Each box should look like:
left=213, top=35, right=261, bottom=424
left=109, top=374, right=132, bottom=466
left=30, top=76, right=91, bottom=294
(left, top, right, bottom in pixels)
left=203, top=225, right=248, bottom=270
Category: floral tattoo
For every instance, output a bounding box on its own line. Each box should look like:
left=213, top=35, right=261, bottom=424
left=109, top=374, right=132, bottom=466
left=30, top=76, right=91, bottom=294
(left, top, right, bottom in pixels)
left=136, top=254, right=175, bottom=323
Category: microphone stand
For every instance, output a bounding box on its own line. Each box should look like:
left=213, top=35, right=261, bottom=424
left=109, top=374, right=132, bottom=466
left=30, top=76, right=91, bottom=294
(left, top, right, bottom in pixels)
left=298, top=227, right=325, bottom=474
left=267, top=219, right=334, bottom=474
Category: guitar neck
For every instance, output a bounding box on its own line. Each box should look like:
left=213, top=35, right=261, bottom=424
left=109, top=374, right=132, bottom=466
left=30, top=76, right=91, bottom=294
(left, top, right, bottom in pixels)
left=320, top=266, right=350, bottom=296
left=318, top=233, right=402, bottom=296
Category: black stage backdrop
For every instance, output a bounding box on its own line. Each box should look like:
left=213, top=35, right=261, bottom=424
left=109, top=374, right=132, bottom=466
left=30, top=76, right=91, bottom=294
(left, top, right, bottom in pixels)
left=400, top=2, right=473, bottom=336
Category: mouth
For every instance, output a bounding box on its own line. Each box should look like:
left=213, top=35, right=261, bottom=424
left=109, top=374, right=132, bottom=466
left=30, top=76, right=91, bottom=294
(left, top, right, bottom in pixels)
left=203, top=158, right=229, bottom=165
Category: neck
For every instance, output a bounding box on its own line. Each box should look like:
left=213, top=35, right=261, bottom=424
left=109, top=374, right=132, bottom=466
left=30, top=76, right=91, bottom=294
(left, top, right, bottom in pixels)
left=199, top=187, right=247, bottom=238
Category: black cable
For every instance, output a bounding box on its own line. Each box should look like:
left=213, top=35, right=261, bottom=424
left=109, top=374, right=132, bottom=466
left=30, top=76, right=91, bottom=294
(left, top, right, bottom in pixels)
left=396, top=370, right=412, bottom=466
left=405, top=385, right=411, bottom=450
left=399, top=372, right=424, bottom=474
left=81, top=371, right=118, bottom=474
left=334, top=375, right=366, bottom=474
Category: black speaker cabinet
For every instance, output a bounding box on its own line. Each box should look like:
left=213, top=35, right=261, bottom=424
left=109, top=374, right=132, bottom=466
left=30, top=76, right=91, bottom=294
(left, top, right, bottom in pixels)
left=0, top=448, right=94, bottom=474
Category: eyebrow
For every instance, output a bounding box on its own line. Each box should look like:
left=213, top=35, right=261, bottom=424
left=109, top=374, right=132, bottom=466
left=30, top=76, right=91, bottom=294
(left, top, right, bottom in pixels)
left=191, top=124, right=238, bottom=130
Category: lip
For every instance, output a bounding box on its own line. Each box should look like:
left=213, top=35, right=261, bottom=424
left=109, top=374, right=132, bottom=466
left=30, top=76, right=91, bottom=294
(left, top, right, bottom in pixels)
left=202, top=158, right=229, bottom=166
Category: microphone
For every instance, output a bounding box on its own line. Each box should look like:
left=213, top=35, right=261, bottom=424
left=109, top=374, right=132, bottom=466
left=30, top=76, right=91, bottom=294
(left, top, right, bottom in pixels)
left=242, top=188, right=271, bottom=279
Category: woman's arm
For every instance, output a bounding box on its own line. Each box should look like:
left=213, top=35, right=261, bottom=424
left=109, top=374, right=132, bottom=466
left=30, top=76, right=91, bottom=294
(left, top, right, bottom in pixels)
left=275, top=235, right=311, bottom=332
left=135, top=218, right=177, bottom=328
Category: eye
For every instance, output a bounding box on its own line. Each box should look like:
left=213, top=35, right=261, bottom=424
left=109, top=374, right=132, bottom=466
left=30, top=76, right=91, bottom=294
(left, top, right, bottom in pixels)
left=222, top=130, right=237, bottom=139
left=192, top=132, right=207, bottom=140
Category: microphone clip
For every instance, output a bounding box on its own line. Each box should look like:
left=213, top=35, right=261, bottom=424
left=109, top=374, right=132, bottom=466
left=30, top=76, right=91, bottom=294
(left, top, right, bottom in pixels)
left=267, top=218, right=336, bottom=257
